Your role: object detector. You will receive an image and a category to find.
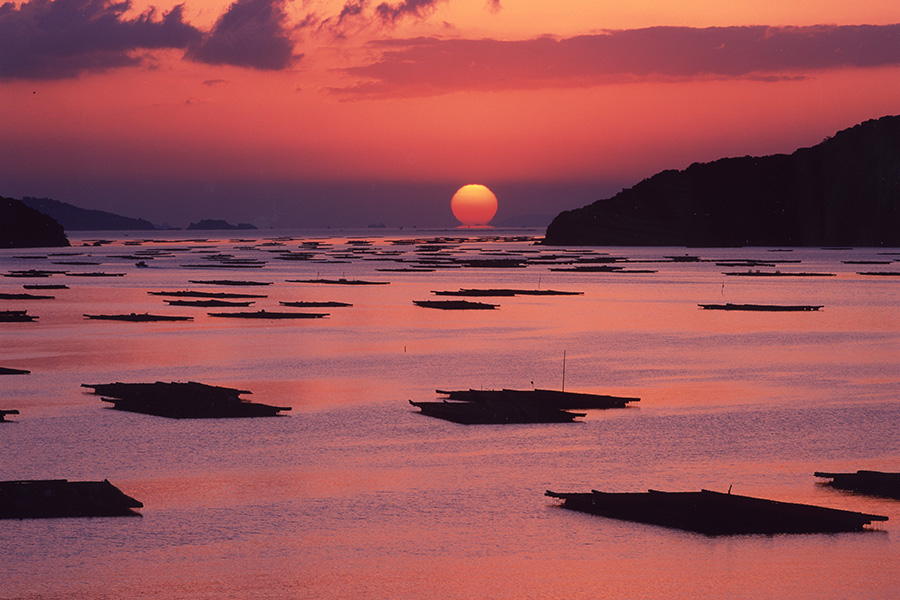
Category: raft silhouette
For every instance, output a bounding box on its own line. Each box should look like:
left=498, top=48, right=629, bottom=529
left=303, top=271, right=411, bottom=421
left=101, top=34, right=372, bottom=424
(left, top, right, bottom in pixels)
left=699, top=303, right=822, bottom=312
left=815, top=470, right=900, bottom=500
left=546, top=488, right=888, bottom=535
left=0, top=408, right=20, bottom=421
left=83, top=381, right=291, bottom=418
left=413, top=300, right=498, bottom=310
left=207, top=309, right=327, bottom=319
left=0, top=479, right=143, bottom=519
left=0, top=310, right=37, bottom=322
left=84, top=313, right=193, bottom=322
left=410, top=388, right=638, bottom=424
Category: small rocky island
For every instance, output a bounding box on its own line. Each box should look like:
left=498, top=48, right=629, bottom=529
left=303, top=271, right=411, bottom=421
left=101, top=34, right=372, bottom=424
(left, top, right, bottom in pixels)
left=0, top=196, right=69, bottom=248
left=187, top=219, right=256, bottom=230
left=544, top=115, right=900, bottom=246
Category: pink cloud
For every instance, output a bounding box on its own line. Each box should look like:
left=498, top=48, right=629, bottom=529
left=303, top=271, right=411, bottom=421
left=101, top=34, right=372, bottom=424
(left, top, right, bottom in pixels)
left=332, top=24, right=900, bottom=96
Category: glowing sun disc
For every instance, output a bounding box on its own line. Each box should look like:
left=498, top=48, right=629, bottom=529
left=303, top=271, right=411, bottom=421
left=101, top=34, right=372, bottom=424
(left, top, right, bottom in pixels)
left=451, top=184, right=498, bottom=226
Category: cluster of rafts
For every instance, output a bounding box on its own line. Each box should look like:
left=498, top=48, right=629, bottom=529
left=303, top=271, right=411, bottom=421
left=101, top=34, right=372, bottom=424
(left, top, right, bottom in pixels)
left=407, top=387, right=895, bottom=534
left=2, top=380, right=292, bottom=518
left=1, top=381, right=897, bottom=533
left=413, top=287, right=583, bottom=310
left=2, top=242, right=898, bottom=528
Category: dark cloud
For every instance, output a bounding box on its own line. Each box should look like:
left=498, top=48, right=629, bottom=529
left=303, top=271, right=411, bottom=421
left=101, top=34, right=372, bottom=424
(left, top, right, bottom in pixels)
left=338, top=0, right=368, bottom=24
left=374, top=0, right=443, bottom=25
left=333, top=24, right=900, bottom=96
left=0, top=0, right=201, bottom=80
left=186, top=0, right=297, bottom=70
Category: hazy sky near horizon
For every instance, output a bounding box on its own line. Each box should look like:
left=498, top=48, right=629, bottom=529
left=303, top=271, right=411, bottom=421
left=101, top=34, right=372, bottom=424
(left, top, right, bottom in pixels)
left=2, top=0, right=899, bottom=227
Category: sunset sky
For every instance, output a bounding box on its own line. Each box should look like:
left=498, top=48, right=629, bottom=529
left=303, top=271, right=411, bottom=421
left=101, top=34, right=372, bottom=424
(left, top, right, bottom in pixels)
left=2, top=0, right=899, bottom=228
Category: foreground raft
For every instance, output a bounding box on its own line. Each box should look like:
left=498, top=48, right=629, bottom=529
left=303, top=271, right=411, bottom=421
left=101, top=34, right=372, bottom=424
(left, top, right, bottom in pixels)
left=0, top=366, right=30, bottom=375
left=82, top=381, right=291, bottom=418
left=699, top=303, right=823, bottom=312
left=84, top=313, right=193, bottom=322
left=815, top=470, right=900, bottom=500
left=413, top=300, right=497, bottom=310
left=0, top=310, right=37, bottom=322
left=207, top=309, right=327, bottom=319
left=546, top=489, right=888, bottom=535
left=0, top=479, right=143, bottom=519
left=432, top=288, right=584, bottom=297
left=409, top=388, right=638, bottom=424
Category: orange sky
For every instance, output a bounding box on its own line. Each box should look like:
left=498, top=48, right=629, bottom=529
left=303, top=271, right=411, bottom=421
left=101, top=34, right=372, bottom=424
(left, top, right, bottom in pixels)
left=2, top=0, right=899, bottom=227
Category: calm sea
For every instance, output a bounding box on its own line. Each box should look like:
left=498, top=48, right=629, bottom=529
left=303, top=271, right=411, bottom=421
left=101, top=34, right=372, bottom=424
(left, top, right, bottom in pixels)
left=2, top=229, right=899, bottom=599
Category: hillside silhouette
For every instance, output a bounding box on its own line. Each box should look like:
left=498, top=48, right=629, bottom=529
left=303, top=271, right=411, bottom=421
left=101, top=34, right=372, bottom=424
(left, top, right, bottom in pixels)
left=21, top=197, right=156, bottom=231
left=1, top=196, right=69, bottom=248
left=544, top=115, right=900, bottom=246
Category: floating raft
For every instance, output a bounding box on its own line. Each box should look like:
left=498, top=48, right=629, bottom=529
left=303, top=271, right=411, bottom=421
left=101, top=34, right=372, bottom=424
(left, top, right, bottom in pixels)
left=3, top=269, right=66, bottom=278
left=0, top=310, right=37, bottom=322
left=432, top=288, right=584, bottom=297
left=409, top=388, right=638, bottom=424
left=815, top=470, right=900, bottom=500
left=164, top=299, right=254, bottom=307
left=436, top=388, right=639, bottom=410
left=82, top=381, right=291, bottom=418
left=148, top=290, right=267, bottom=299
left=413, top=300, right=498, bottom=310
left=545, top=489, right=888, bottom=535
left=208, top=309, right=327, bottom=319
left=699, top=303, right=823, bottom=312
left=0, top=367, right=30, bottom=375
left=409, top=399, right=584, bottom=424
left=0, top=409, right=20, bottom=421
left=0, top=292, right=54, bottom=300
left=0, top=479, right=142, bottom=519
left=188, top=279, right=272, bottom=286
left=279, top=301, right=353, bottom=308
left=287, top=278, right=389, bottom=285
left=724, top=270, right=835, bottom=277
left=551, top=266, right=658, bottom=273
left=84, top=313, right=193, bottom=322
left=23, top=284, right=69, bottom=290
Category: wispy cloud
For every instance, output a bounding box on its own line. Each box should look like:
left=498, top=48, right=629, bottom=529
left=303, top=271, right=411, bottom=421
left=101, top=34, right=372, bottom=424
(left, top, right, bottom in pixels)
left=337, top=0, right=368, bottom=25
left=374, top=0, right=444, bottom=25
left=0, top=0, right=201, bottom=80
left=186, top=0, right=298, bottom=70
left=332, top=24, right=900, bottom=96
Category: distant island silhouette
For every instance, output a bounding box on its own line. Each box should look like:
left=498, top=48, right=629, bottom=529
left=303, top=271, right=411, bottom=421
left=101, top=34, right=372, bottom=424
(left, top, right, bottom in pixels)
left=187, top=219, right=257, bottom=230
left=21, top=197, right=156, bottom=231
left=1, top=196, right=69, bottom=248
left=544, top=115, right=900, bottom=246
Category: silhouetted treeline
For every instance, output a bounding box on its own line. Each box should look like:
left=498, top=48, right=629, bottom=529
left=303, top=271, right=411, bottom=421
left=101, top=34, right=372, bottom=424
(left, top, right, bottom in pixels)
left=544, top=115, right=900, bottom=246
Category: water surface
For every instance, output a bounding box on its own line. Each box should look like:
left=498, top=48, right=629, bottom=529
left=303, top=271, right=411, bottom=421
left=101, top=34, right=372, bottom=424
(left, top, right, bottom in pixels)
left=2, top=230, right=899, bottom=599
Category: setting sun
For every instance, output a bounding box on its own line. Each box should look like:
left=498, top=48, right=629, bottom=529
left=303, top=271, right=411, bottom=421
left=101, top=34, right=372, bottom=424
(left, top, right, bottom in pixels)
left=451, top=184, right=498, bottom=227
